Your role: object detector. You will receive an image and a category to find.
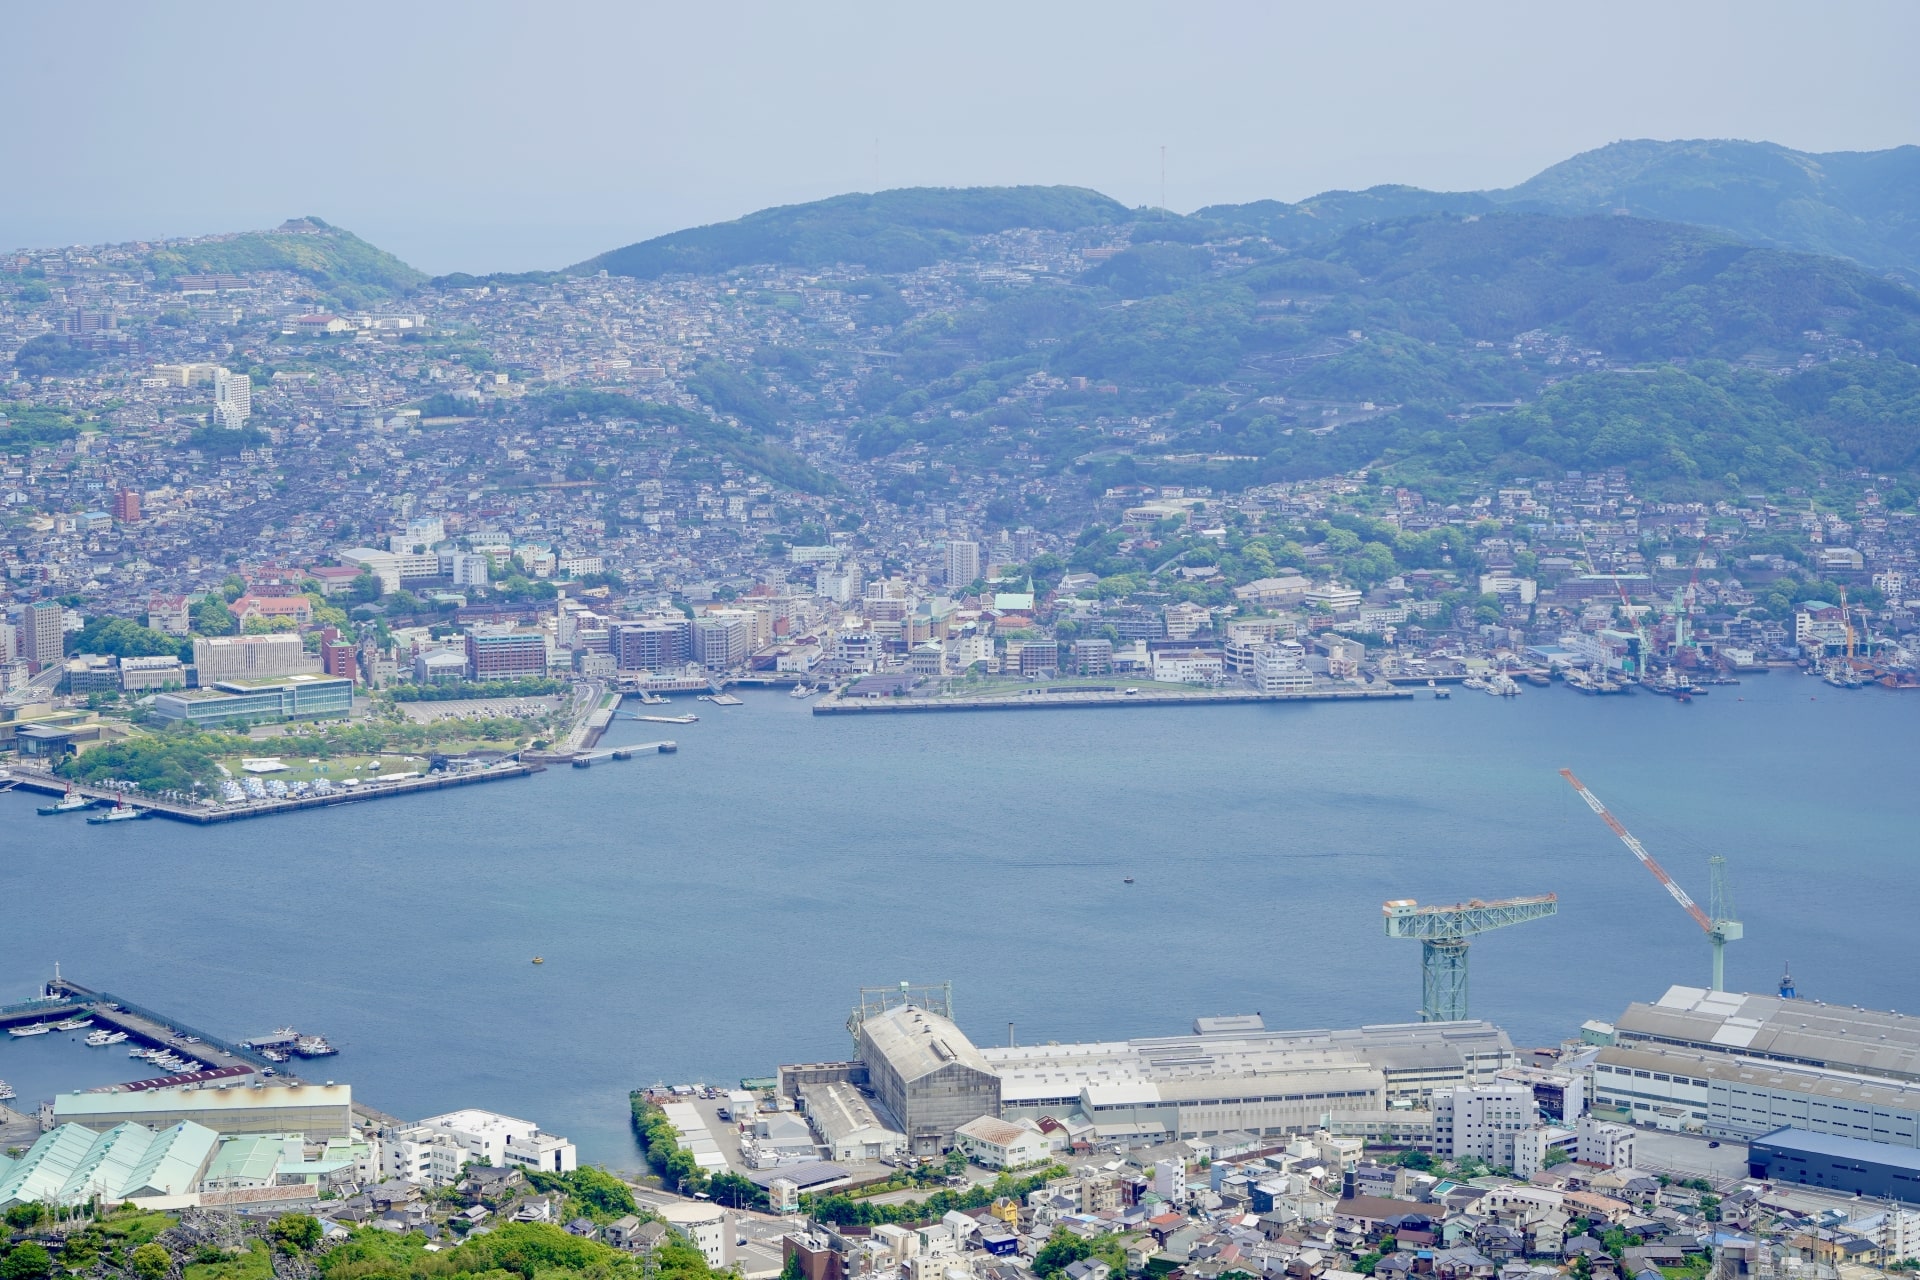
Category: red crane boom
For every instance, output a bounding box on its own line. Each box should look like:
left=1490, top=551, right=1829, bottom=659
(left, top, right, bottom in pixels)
left=1559, top=768, right=1712, bottom=933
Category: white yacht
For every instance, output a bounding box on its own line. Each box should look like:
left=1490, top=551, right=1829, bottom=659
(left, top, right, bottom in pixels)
left=9, top=1024, right=52, bottom=1038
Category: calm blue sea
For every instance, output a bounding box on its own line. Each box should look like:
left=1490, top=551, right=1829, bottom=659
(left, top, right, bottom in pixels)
left=1, top=673, right=1914, bottom=1166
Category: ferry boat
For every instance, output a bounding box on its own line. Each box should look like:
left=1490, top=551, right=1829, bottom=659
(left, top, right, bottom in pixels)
left=38, top=788, right=93, bottom=815
left=9, top=1024, right=52, bottom=1038
left=86, top=802, right=146, bottom=824
left=293, top=1034, right=338, bottom=1057
left=54, top=1017, right=92, bottom=1032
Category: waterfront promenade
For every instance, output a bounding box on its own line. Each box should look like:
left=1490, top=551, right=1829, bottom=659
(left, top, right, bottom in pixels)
left=813, top=683, right=1411, bottom=714
left=5, top=760, right=543, bottom=824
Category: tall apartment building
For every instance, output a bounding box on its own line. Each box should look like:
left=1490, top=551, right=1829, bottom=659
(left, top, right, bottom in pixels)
left=611, top=617, right=691, bottom=671
left=211, top=368, right=251, bottom=429
left=111, top=487, right=141, bottom=523
left=19, top=601, right=64, bottom=673
left=691, top=613, right=752, bottom=671
left=944, top=539, right=980, bottom=589
left=465, top=627, right=549, bottom=680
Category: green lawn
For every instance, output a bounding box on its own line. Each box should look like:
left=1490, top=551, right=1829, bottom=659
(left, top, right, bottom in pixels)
left=218, top=753, right=429, bottom=784
left=184, top=1240, right=274, bottom=1280
left=92, top=1211, right=177, bottom=1245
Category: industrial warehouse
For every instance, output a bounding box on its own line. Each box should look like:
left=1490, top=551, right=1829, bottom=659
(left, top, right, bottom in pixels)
left=750, top=978, right=1920, bottom=1209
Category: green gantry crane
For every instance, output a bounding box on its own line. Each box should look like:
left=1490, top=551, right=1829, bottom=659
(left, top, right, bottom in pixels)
left=1383, top=894, right=1559, bottom=1022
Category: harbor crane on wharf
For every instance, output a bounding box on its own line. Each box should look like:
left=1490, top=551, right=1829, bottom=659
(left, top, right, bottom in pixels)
left=1560, top=768, right=1741, bottom=990
left=1384, top=894, right=1559, bottom=1022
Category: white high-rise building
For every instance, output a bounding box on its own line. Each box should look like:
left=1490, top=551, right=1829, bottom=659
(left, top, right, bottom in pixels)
left=944, top=539, right=980, bottom=589
left=212, top=368, right=251, bottom=428
left=1432, top=1083, right=1539, bottom=1166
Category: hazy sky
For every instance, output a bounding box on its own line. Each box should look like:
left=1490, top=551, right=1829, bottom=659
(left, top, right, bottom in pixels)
left=4, top=2, right=1916, bottom=274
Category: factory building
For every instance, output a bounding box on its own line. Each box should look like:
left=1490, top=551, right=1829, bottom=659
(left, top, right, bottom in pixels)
left=854, top=1004, right=1000, bottom=1156
left=0, top=1121, right=217, bottom=1209
left=801, top=1081, right=907, bottom=1163
left=1590, top=1043, right=1920, bottom=1144
left=1751, top=1128, right=1920, bottom=1204
left=1613, top=985, right=1920, bottom=1084
left=52, top=1082, right=354, bottom=1140
left=985, top=1016, right=1513, bottom=1144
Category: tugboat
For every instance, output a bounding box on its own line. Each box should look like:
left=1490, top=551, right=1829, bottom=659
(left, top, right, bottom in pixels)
left=38, top=787, right=92, bottom=815
left=86, top=801, right=146, bottom=824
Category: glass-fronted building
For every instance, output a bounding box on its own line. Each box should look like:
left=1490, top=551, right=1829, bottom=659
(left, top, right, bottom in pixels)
left=151, top=674, right=354, bottom=726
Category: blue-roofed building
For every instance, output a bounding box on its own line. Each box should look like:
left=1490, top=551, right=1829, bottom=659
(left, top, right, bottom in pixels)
left=1749, top=1127, right=1920, bottom=1204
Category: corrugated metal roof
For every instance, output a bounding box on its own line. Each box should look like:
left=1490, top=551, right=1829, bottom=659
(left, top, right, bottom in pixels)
left=1618, top=986, right=1920, bottom=1082
left=859, top=1004, right=993, bottom=1084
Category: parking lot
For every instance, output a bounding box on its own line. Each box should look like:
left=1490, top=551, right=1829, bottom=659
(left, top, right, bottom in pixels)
left=1631, top=1128, right=1752, bottom=1183
left=395, top=695, right=565, bottom=724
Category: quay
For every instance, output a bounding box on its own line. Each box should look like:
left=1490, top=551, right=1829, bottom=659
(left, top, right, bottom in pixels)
left=1, top=976, right=283, bottom=1077
left=5, top=761, right=543, bottom=825
left=812, top=685, right=1411, bottom=714
left=569, top=740, right=677, bottom=767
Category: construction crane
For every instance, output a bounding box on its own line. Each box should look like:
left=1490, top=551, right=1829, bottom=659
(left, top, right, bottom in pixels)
left=1383, top=894, right=1559, bottom=1022
left=1560, top=768, right=1742, bottom=990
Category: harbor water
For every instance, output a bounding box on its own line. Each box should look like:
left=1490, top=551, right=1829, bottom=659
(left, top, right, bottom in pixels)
left=1, top=672, right=1914, bottom=1166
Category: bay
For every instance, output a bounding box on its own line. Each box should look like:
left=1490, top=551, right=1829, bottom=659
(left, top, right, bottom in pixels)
left=1, top=671, right=1913, bottom=1166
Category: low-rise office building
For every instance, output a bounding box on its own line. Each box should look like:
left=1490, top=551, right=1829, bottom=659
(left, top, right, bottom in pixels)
left=152, top=674, right=353, bottom=727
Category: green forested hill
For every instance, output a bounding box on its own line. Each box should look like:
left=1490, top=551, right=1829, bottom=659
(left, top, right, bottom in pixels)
left=143, top=218, right=425, bottom=308
left=575, top=186, right=1130, bottom=278
left=1201, top=140, right=1920, bottom=283
left=1494, top=139, right=1920, bottom=280
left=835, top=208, right=1920, bottom=501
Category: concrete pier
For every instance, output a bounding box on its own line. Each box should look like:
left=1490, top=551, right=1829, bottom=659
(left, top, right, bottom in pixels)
left=813, top=685, right=1411, bottom=715
left=6, top=761, right=542, bottom=825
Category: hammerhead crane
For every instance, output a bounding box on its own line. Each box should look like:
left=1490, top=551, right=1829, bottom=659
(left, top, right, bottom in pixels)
left=1560, top=769, right=1742, bottom=990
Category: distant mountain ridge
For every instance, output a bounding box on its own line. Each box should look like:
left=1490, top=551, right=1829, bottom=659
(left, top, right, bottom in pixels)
left=574, top=186, right=1129, bottom=280
left=1200, top=139, right=1920, bottom=283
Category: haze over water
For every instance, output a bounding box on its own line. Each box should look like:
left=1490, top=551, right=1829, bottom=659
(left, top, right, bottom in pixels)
left=2, top=676, right=1912, bottom=1165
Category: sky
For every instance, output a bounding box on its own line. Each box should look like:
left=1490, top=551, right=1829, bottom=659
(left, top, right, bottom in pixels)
left=3, top=2, right=1917, bottom=275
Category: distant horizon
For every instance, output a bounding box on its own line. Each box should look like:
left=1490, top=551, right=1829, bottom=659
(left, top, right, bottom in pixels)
left=5, top=1, right=1917, bottom=274
left=7, top=134, right=1916, bottom=278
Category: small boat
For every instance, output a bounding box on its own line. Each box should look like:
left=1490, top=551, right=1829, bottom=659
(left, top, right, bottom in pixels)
left=9, top=1024, right=52, bottom=1038
left=54, top=1017, right=92, bottom=1032
left=1123, top=877, right=1134, bottom=885
left=789, top=684, right=813, bottom=698
left=38, top=789, right=93, bottom=815
left=86, top=802, right=146, bottom=824
left=0, top=1081, right=14, bottom=1101
left=293, top=1034, right=337, bottom=1057
left=1433, top=689, right=1450, bottom=699
left=532, top=956, right=545, bottom=964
